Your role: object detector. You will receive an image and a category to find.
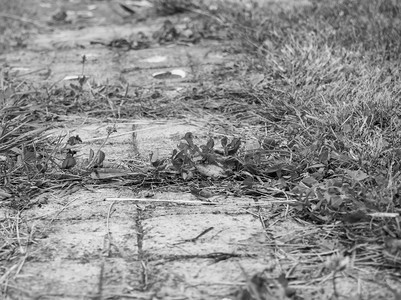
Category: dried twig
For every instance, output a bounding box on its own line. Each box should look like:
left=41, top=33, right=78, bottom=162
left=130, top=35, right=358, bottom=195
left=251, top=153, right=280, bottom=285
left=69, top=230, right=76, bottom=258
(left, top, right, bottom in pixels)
left=105, top=200, right=116, bottom=257
left=175, top=227, right=214, bottom=244
left=0, top=13, right=47, bottom=29
left=103, top=197, right=297, bottom=206
left=104, top=197, right=217, bottom=205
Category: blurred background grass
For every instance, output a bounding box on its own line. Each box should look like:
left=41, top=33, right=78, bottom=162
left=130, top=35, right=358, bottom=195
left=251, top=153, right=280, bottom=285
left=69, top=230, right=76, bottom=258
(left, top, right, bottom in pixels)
left=0, top=0, right=38, bottom=53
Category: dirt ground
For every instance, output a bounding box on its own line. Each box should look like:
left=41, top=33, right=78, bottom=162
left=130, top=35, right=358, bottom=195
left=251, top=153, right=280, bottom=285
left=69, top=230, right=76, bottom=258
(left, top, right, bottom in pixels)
left=1, top=0, right=400, bottom=299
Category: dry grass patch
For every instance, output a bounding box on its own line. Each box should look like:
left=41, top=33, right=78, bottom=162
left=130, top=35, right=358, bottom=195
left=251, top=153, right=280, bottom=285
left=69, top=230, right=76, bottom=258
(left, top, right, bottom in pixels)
left=1, top=0, right=401, bottom=297
left=170, top=0, right=401, bottom=296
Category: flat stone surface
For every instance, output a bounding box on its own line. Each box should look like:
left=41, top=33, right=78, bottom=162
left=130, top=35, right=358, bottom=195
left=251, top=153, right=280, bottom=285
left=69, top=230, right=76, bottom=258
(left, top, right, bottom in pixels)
left=143, top=214, right=268, bottom=256
left=1, top=0, right=396, bottom=299
left=13, top=261, right=101, bottom=298
left=148, top=258, right=270, bottom=299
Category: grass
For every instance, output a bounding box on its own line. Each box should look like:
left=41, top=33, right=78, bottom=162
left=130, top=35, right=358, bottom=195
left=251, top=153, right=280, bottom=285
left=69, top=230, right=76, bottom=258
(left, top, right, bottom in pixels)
left=1, top=0, right=401, bottom=297
left=151, top=0, right=401, bottom=291
left=188, top=0, right=401, bottom=212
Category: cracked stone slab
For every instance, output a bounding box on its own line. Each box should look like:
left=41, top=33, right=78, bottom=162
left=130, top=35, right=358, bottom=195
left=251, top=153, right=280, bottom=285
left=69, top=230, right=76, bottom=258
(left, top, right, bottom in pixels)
left=11, top=261, right=101, bottom=299
left=50, top=119, right=199, bottom=163
left=143, top=214, right=269, bottom=257
left=4, top=37, right=231, bottom=87
left=101, top=259, right=145, bottom=296
left=147, top=257, right=274, bottom=299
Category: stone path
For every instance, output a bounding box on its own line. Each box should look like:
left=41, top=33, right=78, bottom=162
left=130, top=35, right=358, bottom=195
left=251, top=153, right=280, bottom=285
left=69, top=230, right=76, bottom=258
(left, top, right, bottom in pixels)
left=1, top=1, right=398, bottom=299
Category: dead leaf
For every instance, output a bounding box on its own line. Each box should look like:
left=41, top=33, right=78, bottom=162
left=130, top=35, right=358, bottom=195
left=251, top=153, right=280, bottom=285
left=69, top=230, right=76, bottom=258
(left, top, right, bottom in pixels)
left=183, top=132, right=195, bottom=147
left=61, top=150, right=77, bottom=169
left=152, top=69, right=185, bottom=79
left=346, top=169, right=369, bottom=182
left=221, top=136, right=228, bottom=148
left=384, top=237, right=401, bottom=254
left=343, top=210, right=368, bottom=223
left=190, top=187, right=214, bottom=198
left=177, top=141, right=190, bottom=151
left=36, top=162, right=48, bottom=173
left=89, top=149, right=94, bottom=161
left=150, top=149, right=166, bottom=169
left=301, top=176, right=318, bottom=188
left=206, top=137, right=214, bottom=150
left=61, top=156, right=76, bottom=169
left=319, top=148, right=330, bottom=164
left=0, top=189, right=12, bottom=200
left=227, top=137, right=241, bottom=155
left=97, top=150, right=105, bottom=166
left=91, top=168, right=129, bottom=179
left=181, top=169, right=194, bottom=180
left=23, top=150, right=37, bottom=163
left=325, top=193, right=344, bottom=209
left=243, top=176, right=254, bottom=188
left=67, top=135, right=82, bottom=146
left=196, top=164, right=226, bottom=178
left=249, top=73, right=265, bottom=87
